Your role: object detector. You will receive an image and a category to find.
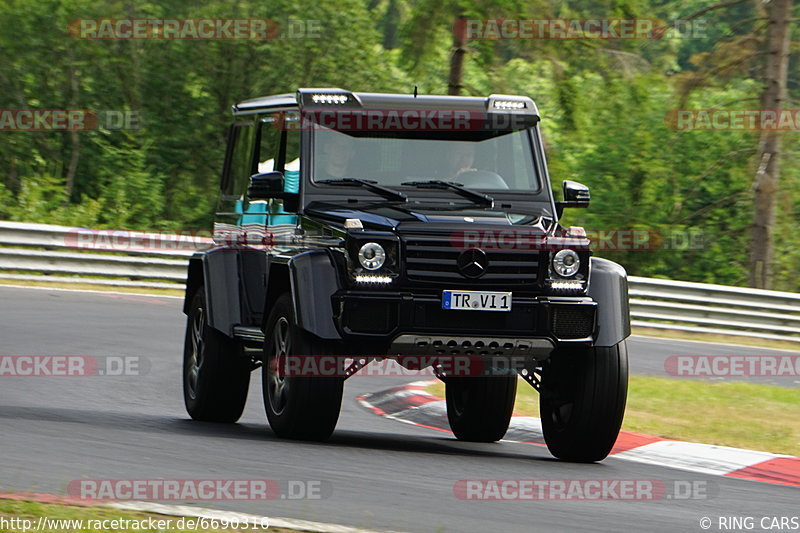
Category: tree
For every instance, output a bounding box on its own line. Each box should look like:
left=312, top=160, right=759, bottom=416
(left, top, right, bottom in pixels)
left=749, top=0, right=792, bottom=288
left=669, top=0, right=796, bottom=289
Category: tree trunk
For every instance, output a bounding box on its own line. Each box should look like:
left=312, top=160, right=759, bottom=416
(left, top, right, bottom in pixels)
left=65, top=62, right=80, bottom=199
left=65, top=131, right=80, bottom=199
left=447, top=16, right=466, bottom=95
left=748, top=0, right=791, bottom=289
left=382, top=0, right=400, bottom=49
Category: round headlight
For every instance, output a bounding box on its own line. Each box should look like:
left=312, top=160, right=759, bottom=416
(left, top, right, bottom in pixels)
left=358, top=242, right=386, bottom=271
left=552, top=249, right=580, bottom=277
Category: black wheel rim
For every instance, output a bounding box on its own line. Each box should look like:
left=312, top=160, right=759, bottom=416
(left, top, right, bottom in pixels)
left=267, top=316, right=291, bottom=416
left=186, top=306, right=205, bottom=400
left=451, top=382, right=468, bottom=418
left=542, top=360, right=575, bottom=430
left=550, top=401, right=573, bottom=429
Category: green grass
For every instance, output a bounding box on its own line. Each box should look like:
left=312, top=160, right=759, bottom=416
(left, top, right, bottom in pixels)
left=427, top=376, right=800, bottom=456
left=0, top=499, right=302, bottom=533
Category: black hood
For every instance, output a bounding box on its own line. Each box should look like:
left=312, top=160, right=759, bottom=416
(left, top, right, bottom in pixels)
left=304, top=201, right=554, bottom=234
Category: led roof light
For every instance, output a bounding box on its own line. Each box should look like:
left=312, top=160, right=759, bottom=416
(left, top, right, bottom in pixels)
left=493, top=100, right=526, bottom=110
left=311, top=94, right=349, bottom=105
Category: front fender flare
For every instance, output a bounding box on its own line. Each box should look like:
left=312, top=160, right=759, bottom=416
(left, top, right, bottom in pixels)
left=587, top=257, right=631, bottom=347
left=289, top=250, right=342, bottom=340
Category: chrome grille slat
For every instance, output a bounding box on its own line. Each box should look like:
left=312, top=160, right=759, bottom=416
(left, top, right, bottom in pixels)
left=406, top=257, right=456, bottom=265
left=406, top=270, right=463, bottom=279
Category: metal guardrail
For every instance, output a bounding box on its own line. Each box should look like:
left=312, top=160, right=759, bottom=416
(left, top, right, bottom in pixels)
left=1, top=221, right=798, bottom=343
left=628, top=276, right=800, bottom=342
left=0, top=221, right=205, bottom=289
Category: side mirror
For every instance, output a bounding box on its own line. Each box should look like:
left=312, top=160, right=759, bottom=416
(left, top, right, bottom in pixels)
left=248, top=171, right=297, bottom=201
left=555, top=180, right=590, bottom=217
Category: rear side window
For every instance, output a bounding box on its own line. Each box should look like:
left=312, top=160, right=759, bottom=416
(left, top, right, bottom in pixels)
left=221, top=122, right=256, bottom=197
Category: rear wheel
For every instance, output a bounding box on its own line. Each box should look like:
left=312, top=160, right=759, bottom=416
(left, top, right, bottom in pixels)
left=446, top=375, right=517, bottom=442
left=262, top=293, right=344, bottom=440
left=183, top=288, right=250, bottom=423
left=539, top=341, right=628, bottom=462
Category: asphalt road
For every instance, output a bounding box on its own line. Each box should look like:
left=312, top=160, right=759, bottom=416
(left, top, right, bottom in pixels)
left=0, top=285, right=797, bottom=533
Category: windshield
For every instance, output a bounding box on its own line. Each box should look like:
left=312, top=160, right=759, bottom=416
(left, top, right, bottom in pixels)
left=312, top=127, right=540, bottom=192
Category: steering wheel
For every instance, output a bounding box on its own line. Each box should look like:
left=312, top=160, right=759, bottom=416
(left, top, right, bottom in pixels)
left=455, top=170, right=509, bottom=189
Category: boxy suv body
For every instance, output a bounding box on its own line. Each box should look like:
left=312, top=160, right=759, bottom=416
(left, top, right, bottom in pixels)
left=182, top=88, right=630, bottom=462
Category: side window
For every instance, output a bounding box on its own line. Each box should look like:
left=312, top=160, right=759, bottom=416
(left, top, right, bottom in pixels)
left=221, top=122, right=256, bottom=198
left=254, top=112, right=301, bottom=216
left=257, top=114, right=281, bottom=173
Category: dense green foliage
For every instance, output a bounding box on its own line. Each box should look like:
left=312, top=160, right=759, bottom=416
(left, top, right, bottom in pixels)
left=0, top=0, right=797, bottom=289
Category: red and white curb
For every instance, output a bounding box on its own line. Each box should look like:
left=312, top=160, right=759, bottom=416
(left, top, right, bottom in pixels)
left=356, top=380, right=800, bottom=488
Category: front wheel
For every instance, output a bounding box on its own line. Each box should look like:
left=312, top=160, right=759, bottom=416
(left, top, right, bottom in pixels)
left=539, top=341, right=628, bottom=462
left=446, top=375, right=517, bottom=442
left=262, top=293, right=344, bottom=441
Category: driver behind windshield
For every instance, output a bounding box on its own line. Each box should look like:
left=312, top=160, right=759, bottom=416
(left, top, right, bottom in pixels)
left=444, top=142, right=477, bottom=179
left=442, top=141, right=509, bottom=189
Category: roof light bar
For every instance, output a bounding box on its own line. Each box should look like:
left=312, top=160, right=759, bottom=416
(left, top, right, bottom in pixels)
left=493, top=100, right=526, bottom=110
left=311, top=94, right=349, bottom=105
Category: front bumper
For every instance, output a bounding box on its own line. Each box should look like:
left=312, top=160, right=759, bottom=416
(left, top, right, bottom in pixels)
left=331, top=290, right=597, bottom=346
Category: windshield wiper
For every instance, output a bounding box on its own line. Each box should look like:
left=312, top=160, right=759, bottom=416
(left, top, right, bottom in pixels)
left=401, top=180, right=494, bottom=208
left=317, top=178, right=408, bottom=203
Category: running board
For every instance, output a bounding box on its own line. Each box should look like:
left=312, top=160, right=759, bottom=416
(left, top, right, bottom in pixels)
left=233, top=326, right=265, bottom=344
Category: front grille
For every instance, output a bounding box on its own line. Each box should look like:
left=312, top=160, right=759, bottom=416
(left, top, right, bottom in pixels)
left=551, top=306, right=595, bottom=339
left=403, top=234, right=541, bottom=285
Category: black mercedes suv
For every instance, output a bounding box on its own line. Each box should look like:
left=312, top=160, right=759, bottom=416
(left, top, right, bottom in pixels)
left=182, top=88, right=631, bottom=462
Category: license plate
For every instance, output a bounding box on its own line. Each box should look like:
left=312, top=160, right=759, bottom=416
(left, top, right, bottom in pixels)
left=442, top=290, right=512, bottom=311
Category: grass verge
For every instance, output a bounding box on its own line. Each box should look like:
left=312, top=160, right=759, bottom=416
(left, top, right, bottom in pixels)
left=0, top=280, right=183, bottom=297
left=0, top=499, right=301, bottom=533
left=632, top=326, right=800, bottom=351
left=426, top=376, right=800, bottom=456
